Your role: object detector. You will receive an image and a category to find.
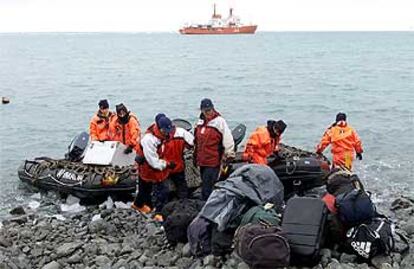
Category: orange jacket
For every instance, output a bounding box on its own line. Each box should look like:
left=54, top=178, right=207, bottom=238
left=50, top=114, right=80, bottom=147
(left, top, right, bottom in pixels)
left=316, top=121, right=363, bottom=169
left=243, top=126, right=281, bottom=165
left=89, top=111, right=114, bottom=141
left=109, top=113, right=141, bottom=152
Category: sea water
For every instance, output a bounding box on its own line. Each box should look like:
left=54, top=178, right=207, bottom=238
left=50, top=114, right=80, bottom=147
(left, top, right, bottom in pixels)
left=0, top=32, right=413, bottom=218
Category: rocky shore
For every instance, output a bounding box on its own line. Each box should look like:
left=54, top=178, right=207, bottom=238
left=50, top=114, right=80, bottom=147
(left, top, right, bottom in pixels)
left=1, top=195, right=414, bottom=269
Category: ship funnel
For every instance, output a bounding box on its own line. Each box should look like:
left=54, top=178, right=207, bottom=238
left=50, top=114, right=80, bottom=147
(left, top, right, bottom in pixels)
left=229, top=8, right=233, bottom=16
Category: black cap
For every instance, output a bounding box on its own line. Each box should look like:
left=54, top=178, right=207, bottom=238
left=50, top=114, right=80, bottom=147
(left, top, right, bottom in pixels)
left=155, top=113, right=166, bottom=126
left=157, top=116, right=173, bottom=133
left=98, top=99, right=109, bottom=109
left=275, top=120, right=287, bottom=134
left=116, top=103, right=128, bottom=114
left=200, top=98, right=214, bottom=110
left=336, top=112, right=347, bottom=122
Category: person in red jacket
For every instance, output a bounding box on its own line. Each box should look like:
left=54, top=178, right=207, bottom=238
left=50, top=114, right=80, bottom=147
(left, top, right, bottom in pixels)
left=109, top=103, right=141, bottom=154
left=132, top=114, right=177, bottom=222
left=89, top=99, right=114, bottom=141
left=316, top=113, right=363, bottom=170
left=243, top=120, right=287, bottom=165
left=194, top=98, right=235, bottom=200
left=163, top=117, right=194, bottom=200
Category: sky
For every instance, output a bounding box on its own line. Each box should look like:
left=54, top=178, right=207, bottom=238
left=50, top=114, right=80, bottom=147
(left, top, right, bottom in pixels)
left=0, top=0, right=413, bottom=32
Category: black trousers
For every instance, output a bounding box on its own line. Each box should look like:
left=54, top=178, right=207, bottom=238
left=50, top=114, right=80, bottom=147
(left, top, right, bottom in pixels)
left=133, top=179, right=169, bottom=214
left=170, top=171, right=189, bottom=199
left=200, top=166, right=220, bottom=200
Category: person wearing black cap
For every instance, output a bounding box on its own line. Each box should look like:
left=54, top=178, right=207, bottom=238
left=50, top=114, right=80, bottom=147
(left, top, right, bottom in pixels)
left=89, top=99, right=114, bottom=142
left=316, top=112, right=363, bottom=170
left=108, top=103, right=141, bottom=154
left=132, top=114, right=194, bottom=222
left=194, top=98, right=235, bottom=200
left=242, top=119, right=287, bottom=165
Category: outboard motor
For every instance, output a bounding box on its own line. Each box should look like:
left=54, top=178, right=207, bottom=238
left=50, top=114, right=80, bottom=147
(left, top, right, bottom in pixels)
left=65, top=132, right=89, bottom=162
left=232, top=123, right=246, bottom=151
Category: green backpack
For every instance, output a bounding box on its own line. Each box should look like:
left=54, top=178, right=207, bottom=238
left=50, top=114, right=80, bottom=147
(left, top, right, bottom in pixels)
left=240, top=205, right=281, bottom=227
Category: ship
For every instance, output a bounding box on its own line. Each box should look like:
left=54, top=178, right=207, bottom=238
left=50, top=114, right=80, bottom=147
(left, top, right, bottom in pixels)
left=179, top=4, right=257, bottom=35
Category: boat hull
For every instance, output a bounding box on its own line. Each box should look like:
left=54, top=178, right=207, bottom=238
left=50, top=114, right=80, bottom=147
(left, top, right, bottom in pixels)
left=179, top=25, right=257, bottom=35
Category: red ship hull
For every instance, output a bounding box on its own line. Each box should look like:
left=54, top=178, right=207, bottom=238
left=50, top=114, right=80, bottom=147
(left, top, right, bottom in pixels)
left=179, top=25, right=257, bottom=35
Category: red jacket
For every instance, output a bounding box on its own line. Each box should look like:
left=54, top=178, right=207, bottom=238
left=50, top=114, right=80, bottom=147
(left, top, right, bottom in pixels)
left=194, top=111, right=234, bottom=167
left=316, top=121, right=363, bottom=170
left=243, top=126, right=281, bottom=165
left=163, top=127, right=194, bottom=174
left=137, top=124, right=169, bottom=183
left=89, top=111, right=114, bottom=141
left=109, top=113, right=141, bottom=152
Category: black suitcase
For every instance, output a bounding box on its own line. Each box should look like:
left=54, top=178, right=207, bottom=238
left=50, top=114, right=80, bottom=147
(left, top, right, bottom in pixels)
left=269, top=157, right=328, bottom=197
left=281, top=196, right=328, bottom=265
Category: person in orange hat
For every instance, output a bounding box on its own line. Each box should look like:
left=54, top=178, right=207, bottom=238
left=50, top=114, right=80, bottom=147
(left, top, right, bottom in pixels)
left=243, top=120, right=287, bottom=165
left=89, top=99, right=114, bottom=142
left=109, top=103, right=141, bottom=154
left=316, top=113, right=363, bottom=170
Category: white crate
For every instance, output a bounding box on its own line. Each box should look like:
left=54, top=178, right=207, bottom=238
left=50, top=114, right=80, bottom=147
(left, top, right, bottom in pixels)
left=82, top=141, right=136, bottom=167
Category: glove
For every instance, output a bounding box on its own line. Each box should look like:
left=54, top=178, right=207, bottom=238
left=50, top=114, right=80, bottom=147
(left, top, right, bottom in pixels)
left=135, top=155, right=145, bottom=164
left=167, top=161, right=176, bottom=169
left=356, top=153, right=363, bottom=160
left=124, top=146, right=133, bottom=154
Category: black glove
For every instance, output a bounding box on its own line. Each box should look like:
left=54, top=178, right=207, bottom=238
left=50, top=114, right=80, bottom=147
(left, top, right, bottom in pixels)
left=135, top=155, right=145, bottom=164
left=356, top=153, right=363, bottom=160
left=167, top=161, right=176, bottom=169
left=124, top=146, right=133, bottom=154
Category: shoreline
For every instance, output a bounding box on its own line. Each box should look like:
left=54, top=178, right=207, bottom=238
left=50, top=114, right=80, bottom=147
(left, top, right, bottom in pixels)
left=1, top=195, right=413, bottom=269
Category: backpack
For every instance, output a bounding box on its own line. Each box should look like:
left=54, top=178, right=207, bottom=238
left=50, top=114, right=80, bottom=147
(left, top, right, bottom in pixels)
left=335, top=189, right=376, bottom=226
left=234, top=223, right=290, bottom=269
left=161, top=199, right=205, bottom=245
left=346, top=217, right=400, bottom=259
left=326, top=170, right=363, bottom=196
left=187, top=216, right=213, bottom=257
left=240, top=205, right=281, bottom=227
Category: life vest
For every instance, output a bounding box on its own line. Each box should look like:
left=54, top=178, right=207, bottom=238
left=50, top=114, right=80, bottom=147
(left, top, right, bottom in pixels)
left=137, top=124, right=169, bottom=183
left=163, top=127, right=194, bottom=174
left=89, top=111, right=114, bottom=141
left=194, top=111, right=234, bottom=167
left=242, top=126, right=281, bottom=165
left=316, top=121, right=363, bottom=170
left=109, top=113, right=141, bottom=152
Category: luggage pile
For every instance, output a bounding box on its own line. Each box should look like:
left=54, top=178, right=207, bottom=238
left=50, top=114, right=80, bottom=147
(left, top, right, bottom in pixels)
left=161, top=165, right=409, bottom=268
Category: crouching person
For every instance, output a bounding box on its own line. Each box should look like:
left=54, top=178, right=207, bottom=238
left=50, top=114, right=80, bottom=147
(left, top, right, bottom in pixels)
left=132, top=114, right=175, bottom=222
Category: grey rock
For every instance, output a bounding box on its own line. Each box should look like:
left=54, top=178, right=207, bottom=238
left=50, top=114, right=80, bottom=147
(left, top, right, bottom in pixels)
left=378, top=264, right=393, bottom=269
left=401, top=253, right=414, bottom=268
left=0, top=236, right=12, bottom=248
left=41, top=261, right=61, bottom=269
left=203, top=255, right=215, bottom=266
left=403, top=223, right=414, bottom=235
left=10, top=206, right=26, bottom=215
left=320, top=248, right=332, bottom=258
left=372, top=255, right=392, bottom=269
left=138, top=255, right=149, bottom=264
left=237, top=262, right=250, bottom=269
left=356, top=263, right=370, bottom=269
left=95, top=255, right=111, bottom=266
left=56, top=242, right=83, bottom=257
left=67, top=253, right=82, bottom=264
left=182, top=243, right=192, bottom=257
left=326, top=259, right=342, bottom=269
left=392, top=253, right=402, bottom=263
left=340, top=253, right=358, bottom=263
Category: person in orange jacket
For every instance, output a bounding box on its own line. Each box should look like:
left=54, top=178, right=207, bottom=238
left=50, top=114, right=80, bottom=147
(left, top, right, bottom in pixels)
left=89, top=99, right=114, bottom=141
left=316, top=113, right=363, bottom=170
left=132, top=114, right=178, bottom=222
left=242, top=120, right=287, bottom=165
left=109, top=103, right=141, bottom=154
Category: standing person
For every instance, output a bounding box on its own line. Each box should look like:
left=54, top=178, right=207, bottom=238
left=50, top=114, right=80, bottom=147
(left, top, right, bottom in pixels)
left=109, top=103, right=141, bottom=154
left=242, top=119, right=287, bottom=165
left=194, top=98, right=235, bottom=200
left=163, top=117, right=194, bottom=200
left=89, top=99, right=114, bottom=141
left=132, top=114, right=176, bottom=222
left=316, top=113, right=363, bottom=170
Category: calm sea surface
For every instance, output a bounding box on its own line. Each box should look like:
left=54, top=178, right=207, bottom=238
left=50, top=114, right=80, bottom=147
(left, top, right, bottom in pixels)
left=0, top=32, right=413, bottom=218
